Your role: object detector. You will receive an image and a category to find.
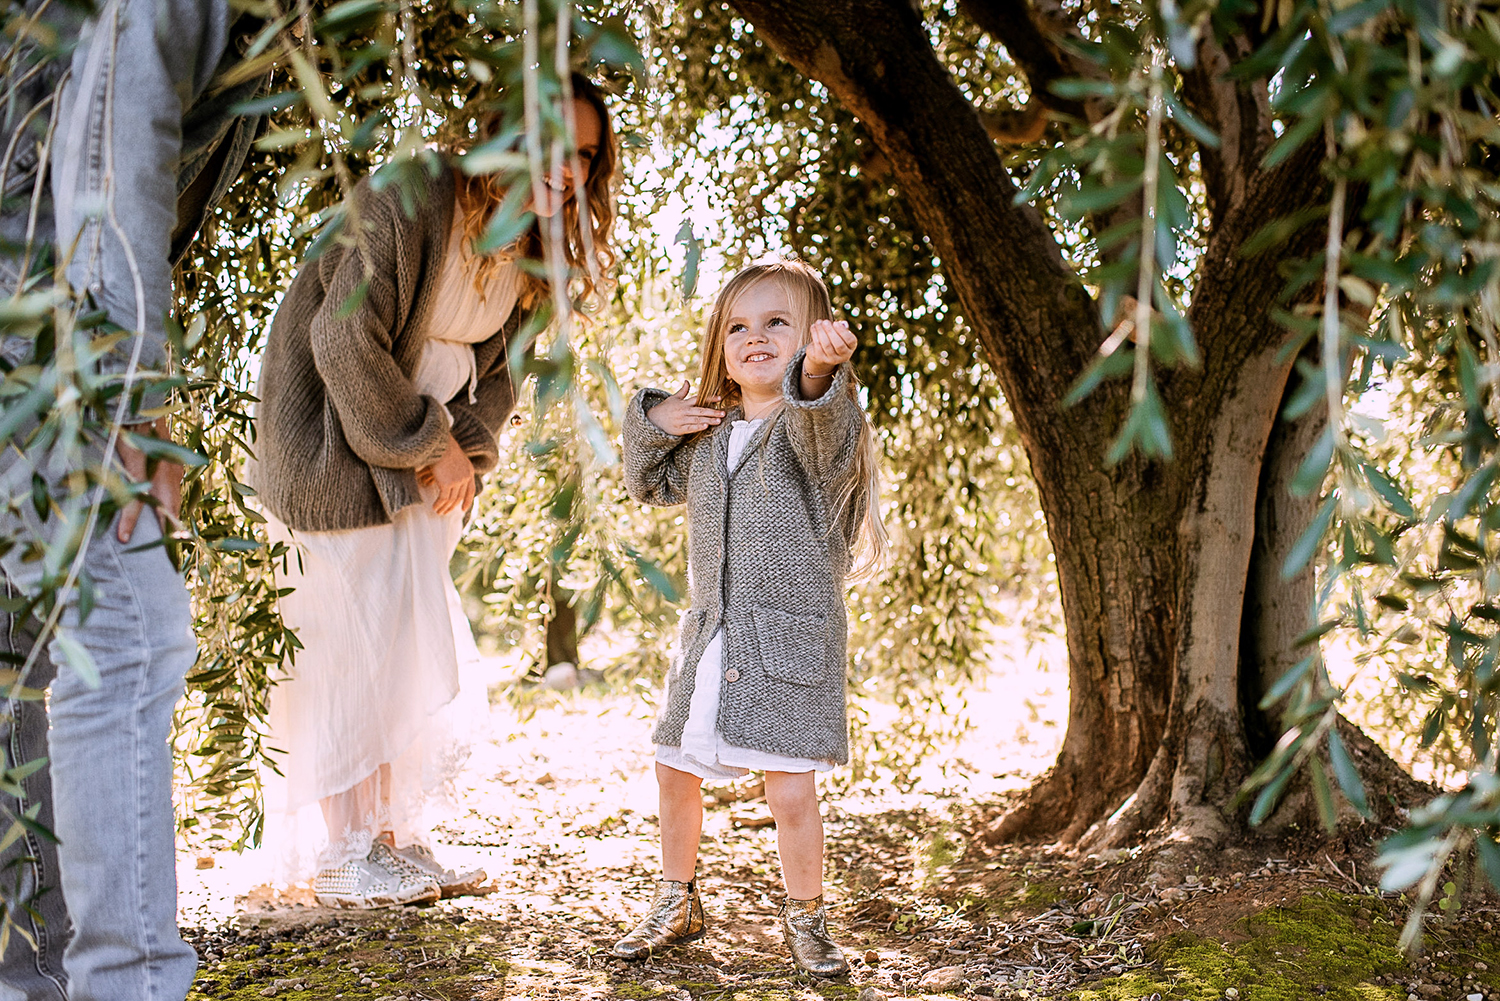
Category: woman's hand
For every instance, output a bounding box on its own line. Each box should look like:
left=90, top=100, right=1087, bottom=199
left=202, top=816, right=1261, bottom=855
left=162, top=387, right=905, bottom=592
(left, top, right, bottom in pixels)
left=115, top=417, right=184, bottom=543
left=416, top=434, right=476, bottom=515
left=647, top=380, right=724, bottom=435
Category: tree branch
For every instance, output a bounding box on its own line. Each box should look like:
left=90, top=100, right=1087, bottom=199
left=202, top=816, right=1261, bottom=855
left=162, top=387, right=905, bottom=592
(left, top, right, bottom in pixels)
left=955, top=0, right=1092, bottom=122
left=957, top=0, right=1139, bottom=299
left=1177, top=31, right=1276, bottom=227
left=1184, top=136, right=1332, bottom=389
left=726, top=0, right=1101, bottom=429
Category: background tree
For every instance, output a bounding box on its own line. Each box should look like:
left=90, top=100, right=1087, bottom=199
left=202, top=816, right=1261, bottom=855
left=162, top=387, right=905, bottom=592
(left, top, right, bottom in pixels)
left=637, top=0, right=1500, bottom=872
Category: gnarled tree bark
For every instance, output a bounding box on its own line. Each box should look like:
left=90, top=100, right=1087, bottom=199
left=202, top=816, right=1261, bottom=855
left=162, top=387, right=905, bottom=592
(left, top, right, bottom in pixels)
left=725, top=0, right=1406, bottom=846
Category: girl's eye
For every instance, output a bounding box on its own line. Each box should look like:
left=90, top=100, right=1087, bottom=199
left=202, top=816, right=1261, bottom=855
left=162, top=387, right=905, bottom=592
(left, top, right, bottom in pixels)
left=769, top=317, right=788, bottom=327
left=729, top=323, right=746, bottom=334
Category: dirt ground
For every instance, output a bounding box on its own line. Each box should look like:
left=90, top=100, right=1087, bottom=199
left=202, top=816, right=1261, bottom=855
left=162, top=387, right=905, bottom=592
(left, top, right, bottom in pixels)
left=175, top=634, right=1500, bottom=1001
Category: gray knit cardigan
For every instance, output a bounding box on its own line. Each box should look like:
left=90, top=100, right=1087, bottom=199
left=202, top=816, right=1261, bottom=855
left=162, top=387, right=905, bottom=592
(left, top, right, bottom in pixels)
left=251, top=165, right=534, bottom=531
left=622, top=350, right=865, bottom=764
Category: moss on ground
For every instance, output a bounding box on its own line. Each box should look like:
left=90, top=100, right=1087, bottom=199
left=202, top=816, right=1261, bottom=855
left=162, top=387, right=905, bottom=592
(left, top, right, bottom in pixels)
left=1018, top=880, right=1064, bottom=910
left=1068, top=892, right=1499, bottom=1001
left=186, top=911, right=510, bottom=1000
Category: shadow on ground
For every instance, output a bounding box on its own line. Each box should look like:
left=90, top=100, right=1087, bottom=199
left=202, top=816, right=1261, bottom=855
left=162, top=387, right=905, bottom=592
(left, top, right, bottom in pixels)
left=180, top=676, right=1500, bottom=1000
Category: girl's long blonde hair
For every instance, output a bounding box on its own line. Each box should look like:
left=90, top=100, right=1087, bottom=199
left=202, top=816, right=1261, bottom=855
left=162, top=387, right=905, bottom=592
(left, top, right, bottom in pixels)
left=449, top=73, right=618, bottom=311
left=695, top=259, right=888, bottom=577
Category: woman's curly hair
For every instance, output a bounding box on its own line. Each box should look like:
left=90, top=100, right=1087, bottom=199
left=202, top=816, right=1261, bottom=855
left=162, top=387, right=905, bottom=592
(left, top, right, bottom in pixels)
left=450, top=73, right=618, bottom=312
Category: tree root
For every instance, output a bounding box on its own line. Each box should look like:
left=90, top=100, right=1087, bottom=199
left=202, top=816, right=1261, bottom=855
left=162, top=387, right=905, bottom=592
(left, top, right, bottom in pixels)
left=982, top=715, right=1432, bottom=854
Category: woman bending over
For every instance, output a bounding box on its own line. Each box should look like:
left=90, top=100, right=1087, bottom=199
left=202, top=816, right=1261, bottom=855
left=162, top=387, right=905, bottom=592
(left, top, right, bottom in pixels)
left=251, top=76, right=617, bottom=908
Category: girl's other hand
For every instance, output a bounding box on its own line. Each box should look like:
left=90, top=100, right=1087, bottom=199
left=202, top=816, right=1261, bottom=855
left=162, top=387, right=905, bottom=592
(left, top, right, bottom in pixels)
left=805, top=319, right=857, bottom=376
left=418, top=434, right=476, bottom=515
left=647, top=380, right=725, bottom=435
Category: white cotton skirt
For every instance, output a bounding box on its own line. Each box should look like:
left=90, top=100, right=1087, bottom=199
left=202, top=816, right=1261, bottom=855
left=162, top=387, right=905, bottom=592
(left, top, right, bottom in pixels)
left=260, top=487, right=485, bottom=876
left=654, top=626, right=836, bottom=781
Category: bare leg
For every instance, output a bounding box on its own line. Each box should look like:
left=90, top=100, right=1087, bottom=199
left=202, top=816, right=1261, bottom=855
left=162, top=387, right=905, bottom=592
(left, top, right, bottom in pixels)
left=764, top=771, right=822, bottom=899
left=319, top=762, right=395, bottom=858
left=656, top=761, right=704, bottom=881
left=613, top=762, right=707, bottom=958
left=374, top=762, right=395, bottom=846
left=766, top=770, right=846, bottom=975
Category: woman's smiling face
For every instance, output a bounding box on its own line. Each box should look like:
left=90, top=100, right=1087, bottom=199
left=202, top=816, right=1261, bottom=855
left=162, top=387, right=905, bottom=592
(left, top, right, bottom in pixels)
left=723, top=278, right=803, bottom=399
left=529, top=97, right=603, bottom=218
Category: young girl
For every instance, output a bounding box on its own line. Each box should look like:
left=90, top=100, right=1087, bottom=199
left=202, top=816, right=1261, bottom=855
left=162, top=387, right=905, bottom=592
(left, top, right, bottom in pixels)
left=615, top=259, right=885, bottom=976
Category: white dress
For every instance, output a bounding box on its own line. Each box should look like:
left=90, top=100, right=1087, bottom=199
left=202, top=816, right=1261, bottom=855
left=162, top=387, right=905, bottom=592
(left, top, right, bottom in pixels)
left=262, top=221, right=521, bottom=874
left=653, top=418, right=838, bottom=781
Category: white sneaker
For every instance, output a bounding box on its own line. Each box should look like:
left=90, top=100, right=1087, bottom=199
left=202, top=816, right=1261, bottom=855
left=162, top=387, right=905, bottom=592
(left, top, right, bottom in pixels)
left=313, top=844, right=440, bottom=909
left=390, top=843, right=488, bottom=898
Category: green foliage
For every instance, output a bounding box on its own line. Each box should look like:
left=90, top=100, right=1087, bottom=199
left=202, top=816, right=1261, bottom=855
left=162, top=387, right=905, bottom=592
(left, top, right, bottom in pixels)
left=1191, top=0, right=1500, bottom=930
left=454, top=275, right=693, bottom=687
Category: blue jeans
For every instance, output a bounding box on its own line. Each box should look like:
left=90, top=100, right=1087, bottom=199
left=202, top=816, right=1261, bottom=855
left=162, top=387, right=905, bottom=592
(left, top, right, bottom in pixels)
left=0, top=516, right=198, bottom=1001
left=0, top=0, right=228, bottom=997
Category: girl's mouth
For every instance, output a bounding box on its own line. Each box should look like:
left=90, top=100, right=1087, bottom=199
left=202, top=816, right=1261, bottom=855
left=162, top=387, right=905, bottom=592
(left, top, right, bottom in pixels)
left=744, top=351, right=775, bottom=363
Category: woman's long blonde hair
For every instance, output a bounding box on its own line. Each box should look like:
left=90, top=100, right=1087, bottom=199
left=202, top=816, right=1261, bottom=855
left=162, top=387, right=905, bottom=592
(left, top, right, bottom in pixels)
left=450, top=73, right=618, bottom=311
left=695, top=259, right=888, bottom=577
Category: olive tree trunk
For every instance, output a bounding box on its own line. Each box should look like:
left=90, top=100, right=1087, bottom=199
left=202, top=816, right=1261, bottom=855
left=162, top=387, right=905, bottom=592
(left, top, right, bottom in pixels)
left=728, top=0, right=1394, bottom=845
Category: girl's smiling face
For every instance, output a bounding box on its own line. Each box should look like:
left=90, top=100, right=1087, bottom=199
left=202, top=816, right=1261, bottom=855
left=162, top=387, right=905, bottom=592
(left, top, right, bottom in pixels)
left=723, top=279, right=803, bottom=400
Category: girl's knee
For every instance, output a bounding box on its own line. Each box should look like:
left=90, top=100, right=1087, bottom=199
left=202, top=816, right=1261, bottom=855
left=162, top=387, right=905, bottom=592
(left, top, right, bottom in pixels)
left=764, top=771, right=819, bottom=823
left=655, top=761, right=704, bottom=792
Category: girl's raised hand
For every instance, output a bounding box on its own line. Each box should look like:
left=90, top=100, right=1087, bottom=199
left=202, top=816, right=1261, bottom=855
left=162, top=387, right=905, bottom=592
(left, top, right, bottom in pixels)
left=647, top=380, right=725, bottom=436
left=805, top=319, right=857, bottom=375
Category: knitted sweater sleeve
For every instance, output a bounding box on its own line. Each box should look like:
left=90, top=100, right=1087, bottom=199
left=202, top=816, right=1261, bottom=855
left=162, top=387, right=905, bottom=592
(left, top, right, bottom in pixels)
left=780, top=346, right=863, bottom=488
left=622, top=388, right=696, bottom=507
left=306, top=184, right=452, bottom=471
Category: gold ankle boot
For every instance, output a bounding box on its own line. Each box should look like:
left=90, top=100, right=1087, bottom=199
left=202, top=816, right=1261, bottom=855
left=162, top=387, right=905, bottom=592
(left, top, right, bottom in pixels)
left=779, top=895, right=849, bottom=977
left=612, top=879, right=706, bottom=959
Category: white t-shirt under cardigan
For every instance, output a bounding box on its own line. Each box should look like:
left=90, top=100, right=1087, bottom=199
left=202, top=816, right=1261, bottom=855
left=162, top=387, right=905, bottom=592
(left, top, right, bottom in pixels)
left=654, top=417, right=838, bottom=781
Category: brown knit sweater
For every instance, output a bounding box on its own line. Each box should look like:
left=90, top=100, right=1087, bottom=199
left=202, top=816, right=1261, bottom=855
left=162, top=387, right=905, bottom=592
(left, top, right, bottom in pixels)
left=251, top=164, right=534, bottom=531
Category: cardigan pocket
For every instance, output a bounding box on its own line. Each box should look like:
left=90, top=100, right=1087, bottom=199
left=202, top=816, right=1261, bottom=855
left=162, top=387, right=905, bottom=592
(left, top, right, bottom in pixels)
left=746, top=605, right=828, bottom=687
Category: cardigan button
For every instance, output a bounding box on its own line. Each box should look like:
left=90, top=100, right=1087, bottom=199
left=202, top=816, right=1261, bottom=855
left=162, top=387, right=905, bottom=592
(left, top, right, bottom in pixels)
left=724, top=667, right=741, bottom=683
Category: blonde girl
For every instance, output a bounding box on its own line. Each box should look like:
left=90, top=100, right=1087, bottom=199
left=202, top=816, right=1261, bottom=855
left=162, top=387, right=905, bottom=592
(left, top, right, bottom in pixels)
left=615, top=259, right=884, bottom=976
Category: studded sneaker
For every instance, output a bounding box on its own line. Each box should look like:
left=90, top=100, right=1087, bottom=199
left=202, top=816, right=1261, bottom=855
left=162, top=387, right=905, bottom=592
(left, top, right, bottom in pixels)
left=312, top=844, right=440, bottom=909
left=390, top=843, right=488, bottom=898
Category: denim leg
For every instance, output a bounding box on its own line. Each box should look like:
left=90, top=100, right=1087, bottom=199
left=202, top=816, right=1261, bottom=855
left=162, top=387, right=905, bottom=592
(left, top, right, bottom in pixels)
left=0, top=596, right=68, bottom=1001
left=0, top=0, right=227, bottom=996
left=37, top=515, right=198, bottom=1001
